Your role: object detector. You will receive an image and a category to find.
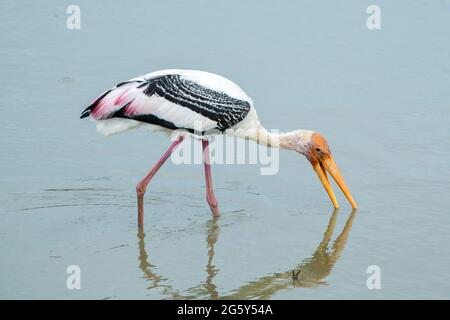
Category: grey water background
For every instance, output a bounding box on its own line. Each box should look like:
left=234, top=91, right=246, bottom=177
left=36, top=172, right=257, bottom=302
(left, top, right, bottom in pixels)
left=1, top=0, right=449, bottom=299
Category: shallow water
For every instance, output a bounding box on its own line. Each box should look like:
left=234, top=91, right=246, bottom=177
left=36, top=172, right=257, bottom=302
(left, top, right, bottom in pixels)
left=1, top=1, right=449, bottom=299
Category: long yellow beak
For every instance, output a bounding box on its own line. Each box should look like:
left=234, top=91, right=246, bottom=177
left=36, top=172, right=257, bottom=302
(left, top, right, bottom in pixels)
left=312, top=155, right=358, bottom=209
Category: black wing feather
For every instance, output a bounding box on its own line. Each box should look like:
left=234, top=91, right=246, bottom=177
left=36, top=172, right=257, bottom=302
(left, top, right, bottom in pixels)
left=141, top=74, right=251, bottom=131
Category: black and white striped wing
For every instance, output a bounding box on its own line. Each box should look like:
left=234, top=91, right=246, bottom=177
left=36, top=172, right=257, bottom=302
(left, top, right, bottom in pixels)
left=81, top=73, right=252, bottom=133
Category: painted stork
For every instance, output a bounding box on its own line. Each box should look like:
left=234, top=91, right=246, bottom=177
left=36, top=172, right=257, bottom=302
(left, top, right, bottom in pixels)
left=81, top=69, right=357, bottom=226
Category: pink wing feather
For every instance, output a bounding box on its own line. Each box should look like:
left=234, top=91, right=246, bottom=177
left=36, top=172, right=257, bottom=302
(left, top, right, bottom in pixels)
left=86, top=82, right=144, bottom=120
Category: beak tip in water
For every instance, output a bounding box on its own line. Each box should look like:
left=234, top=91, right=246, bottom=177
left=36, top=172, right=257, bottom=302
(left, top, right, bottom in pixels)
left=312, top=155, right=357, bottom=211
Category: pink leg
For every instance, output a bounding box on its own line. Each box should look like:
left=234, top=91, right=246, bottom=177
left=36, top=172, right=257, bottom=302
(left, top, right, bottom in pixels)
left=202, top=139, right=220, bottom=217
left=136, top=135, right=185, bottom=226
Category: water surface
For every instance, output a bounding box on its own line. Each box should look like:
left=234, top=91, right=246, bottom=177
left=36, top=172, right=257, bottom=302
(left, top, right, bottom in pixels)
left=1, top=1, right=449, bottom=299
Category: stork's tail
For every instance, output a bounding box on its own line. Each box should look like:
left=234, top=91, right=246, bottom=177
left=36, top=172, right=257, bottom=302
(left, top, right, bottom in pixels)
left=79, top=88, right=115, bottom=119
left=80, top=107, right=91, bottom=119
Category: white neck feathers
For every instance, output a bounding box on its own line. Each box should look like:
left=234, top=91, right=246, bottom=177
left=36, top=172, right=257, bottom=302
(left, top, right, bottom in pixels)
left=231, top=122, right=313, bottom=154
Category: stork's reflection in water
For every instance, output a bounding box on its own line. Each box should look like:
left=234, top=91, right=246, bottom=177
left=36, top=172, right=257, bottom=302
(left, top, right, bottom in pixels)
left=137, top=210, right=356, bottom=299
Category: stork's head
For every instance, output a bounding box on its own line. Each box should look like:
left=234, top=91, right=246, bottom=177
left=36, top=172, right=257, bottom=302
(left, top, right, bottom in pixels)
left=294, top=131, right=357, bottom=209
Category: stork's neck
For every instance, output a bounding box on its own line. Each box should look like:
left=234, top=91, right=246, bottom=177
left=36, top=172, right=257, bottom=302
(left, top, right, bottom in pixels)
left=236, top=123, right=313, bottom=155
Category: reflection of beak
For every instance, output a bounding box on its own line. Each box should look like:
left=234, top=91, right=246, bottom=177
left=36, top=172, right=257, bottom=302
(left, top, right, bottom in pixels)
left=312, top=155, right=358, bottom=209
